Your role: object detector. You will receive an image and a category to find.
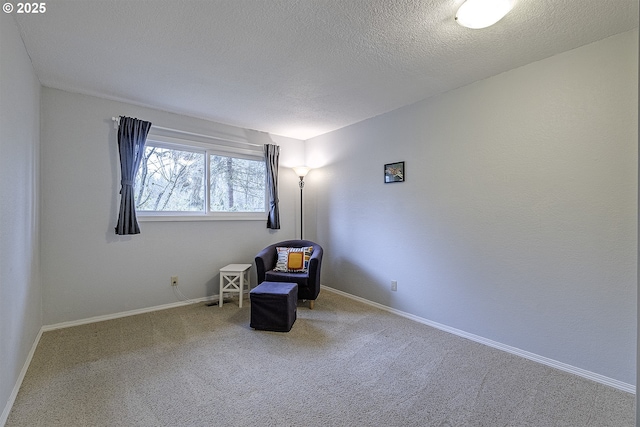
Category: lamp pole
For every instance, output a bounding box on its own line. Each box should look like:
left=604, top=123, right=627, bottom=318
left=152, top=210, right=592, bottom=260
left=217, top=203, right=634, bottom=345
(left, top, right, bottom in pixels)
left=298, top=176, right=305, bottom=239
left=292, top=166, right=311, bottom=240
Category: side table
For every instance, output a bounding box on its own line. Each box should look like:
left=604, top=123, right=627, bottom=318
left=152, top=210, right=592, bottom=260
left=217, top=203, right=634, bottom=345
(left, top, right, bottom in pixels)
left=219, top=263, right=252, bottom=308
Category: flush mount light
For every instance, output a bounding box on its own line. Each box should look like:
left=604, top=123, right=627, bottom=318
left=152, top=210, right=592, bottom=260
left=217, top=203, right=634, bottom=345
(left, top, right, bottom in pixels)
left=455, top=0, right=516, bottom=29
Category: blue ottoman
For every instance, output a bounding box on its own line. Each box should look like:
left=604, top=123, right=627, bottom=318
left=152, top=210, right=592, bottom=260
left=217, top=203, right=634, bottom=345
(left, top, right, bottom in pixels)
left=250, top=281, right=297, bottom=332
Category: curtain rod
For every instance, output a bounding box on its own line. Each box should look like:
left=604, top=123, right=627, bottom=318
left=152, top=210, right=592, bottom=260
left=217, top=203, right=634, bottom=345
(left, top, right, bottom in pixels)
left=111, top=117, right=263, bottom=148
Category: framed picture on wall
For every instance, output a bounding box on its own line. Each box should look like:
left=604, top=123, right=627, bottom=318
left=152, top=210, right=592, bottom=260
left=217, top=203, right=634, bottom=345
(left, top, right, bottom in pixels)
left=384, top=161, right=405, bottom=183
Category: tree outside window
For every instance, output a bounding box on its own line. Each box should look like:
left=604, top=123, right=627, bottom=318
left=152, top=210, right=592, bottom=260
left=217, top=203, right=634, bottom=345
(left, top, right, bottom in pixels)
left=135, top=144, right=266, bottom=215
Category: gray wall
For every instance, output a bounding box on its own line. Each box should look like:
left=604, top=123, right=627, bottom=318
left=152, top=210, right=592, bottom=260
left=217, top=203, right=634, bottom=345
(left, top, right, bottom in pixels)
left=637, top=25, right=640, bottom=427
left=306, top=29, right=638, bottom=386
left=40, top=88, right=305, bottom=324
left=0, top=13, right=42, bottom=423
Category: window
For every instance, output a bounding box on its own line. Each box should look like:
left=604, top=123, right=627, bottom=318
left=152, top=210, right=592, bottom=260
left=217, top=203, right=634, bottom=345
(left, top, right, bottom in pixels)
left=136, top=145, right=205, bottom=212
left=209, top=155, right=266, bottom=212
left=135, top=140, right=266, bottom=219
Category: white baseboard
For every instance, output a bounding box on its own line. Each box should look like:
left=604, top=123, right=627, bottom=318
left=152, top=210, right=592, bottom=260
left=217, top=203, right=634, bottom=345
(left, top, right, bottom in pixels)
left=1, top=328, right=43, bottom=427
left=42, top=295, right=216, bottom=331
left=320, top=285, right=635, bottom=395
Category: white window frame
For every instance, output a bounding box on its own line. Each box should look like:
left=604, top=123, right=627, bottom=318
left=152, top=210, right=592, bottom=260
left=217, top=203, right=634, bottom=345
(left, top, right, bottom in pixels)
left=136, top=135, right=267, bottom=222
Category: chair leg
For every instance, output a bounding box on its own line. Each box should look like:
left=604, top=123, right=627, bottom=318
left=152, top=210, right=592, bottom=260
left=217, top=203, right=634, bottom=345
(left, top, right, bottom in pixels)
left=309, top=300, right=315, bottom=310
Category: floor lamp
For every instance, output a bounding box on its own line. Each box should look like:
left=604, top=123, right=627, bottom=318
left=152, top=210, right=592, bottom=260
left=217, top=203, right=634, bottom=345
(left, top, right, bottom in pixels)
left=292, top=166, right=310, bottom=239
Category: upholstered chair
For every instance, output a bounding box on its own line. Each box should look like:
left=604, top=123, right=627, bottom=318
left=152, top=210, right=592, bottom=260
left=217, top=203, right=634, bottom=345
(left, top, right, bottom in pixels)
left=255, top=240, right=323, bottom=309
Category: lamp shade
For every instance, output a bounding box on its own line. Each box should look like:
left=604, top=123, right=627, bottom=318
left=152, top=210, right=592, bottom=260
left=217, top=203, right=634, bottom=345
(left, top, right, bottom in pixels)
left=455, top=0, right=516, bottom=29
left=293, top=166, right=311, bottom=178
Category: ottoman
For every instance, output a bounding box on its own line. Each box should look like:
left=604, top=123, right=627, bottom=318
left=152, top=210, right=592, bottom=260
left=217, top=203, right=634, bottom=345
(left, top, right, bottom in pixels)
left=250, top=281, right=298, bottom=332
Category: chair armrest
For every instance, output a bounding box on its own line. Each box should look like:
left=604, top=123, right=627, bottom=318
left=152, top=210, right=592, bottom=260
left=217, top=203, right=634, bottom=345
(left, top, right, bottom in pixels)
left=255, top=245, right=277, bottom=283
left=307, top=245, right=323, bottom=285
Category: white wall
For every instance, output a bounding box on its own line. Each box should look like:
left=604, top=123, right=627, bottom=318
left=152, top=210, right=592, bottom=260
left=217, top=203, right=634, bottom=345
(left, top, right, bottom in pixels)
left=306, top=29, right=638, bottom=386
left=40, top=88, right=305, bottom=324
left=0, top=13, right=42, bottom=423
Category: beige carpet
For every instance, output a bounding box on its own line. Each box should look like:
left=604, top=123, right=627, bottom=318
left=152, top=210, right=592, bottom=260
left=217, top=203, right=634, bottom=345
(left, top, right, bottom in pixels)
left=7, top=289, right=635, bottom=426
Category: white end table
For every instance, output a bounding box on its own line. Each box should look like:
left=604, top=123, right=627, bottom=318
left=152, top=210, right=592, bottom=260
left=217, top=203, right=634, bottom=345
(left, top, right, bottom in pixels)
left=219, top=264, right=252, bottom=308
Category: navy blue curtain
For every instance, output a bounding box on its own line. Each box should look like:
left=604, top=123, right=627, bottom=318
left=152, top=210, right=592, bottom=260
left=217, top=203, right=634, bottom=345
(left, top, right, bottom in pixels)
left=115, top=116, right=152, bottom=235
left=264, top=144, right=280, bottom=229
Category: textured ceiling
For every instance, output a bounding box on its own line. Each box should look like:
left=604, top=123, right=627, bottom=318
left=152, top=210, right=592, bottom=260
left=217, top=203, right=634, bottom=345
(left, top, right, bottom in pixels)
left=13, top=0, right=638, bottom=140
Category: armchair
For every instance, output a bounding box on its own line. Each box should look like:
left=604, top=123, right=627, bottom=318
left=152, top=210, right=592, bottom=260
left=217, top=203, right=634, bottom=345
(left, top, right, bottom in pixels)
left=255, top=240, right=323, bottom=309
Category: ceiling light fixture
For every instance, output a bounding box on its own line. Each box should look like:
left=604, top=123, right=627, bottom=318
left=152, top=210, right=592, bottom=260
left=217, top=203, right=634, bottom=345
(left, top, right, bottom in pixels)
left=455, top=0, right=516, bottom=29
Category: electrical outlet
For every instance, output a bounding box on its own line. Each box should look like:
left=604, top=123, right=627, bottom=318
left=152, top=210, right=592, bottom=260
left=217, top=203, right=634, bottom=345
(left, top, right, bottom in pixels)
left=391, top=280, right=397, bottom=291
left=171, top=276, right=178, bottom=286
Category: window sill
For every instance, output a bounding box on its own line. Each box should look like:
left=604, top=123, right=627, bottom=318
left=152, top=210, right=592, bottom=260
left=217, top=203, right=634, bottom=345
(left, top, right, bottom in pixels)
left=138, top=213, right=266, bottom=222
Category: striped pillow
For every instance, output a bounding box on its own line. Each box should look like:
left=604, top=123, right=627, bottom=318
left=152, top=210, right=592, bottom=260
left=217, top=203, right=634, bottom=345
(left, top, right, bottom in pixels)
left=274, top=246, right=314, bottom=273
